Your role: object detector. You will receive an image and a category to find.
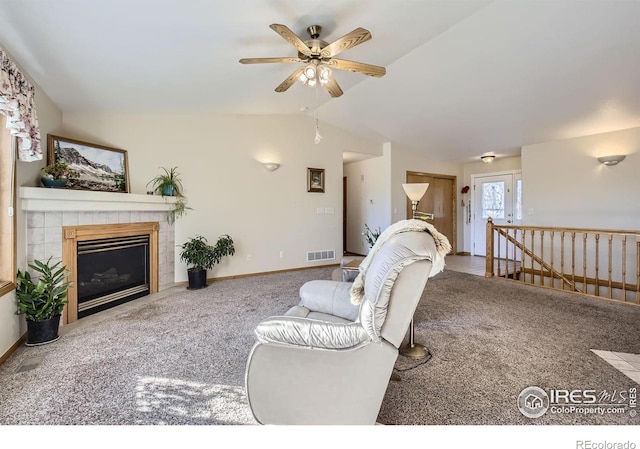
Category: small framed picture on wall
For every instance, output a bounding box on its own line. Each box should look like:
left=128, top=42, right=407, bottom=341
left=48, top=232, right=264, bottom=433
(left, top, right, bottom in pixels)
left=307, top=167, right=325, bottom=193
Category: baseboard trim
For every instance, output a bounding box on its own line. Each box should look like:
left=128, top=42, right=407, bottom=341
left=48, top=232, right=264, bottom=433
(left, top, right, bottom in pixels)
left=174, top=264, right=340, bottom=287
left=0, top=332, right=27, bottom=366
left=456, top=251, right=471, bottom=256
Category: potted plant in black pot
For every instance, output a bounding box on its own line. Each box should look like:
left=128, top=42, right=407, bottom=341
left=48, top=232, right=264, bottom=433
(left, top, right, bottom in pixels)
left=179, top=234, right=235, bottom=289
left=15, top=257, right=71, bottom=346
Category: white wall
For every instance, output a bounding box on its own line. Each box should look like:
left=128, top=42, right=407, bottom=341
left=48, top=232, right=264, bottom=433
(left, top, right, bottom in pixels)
left=521, top=127, right=640, bottom=230
left=343, top=146, right=391, bottom=255
left=390, top=143, right=463, bottom=252
left=0, top=45, right=63, bottom=358
left=62, top=113, right=381, bottom=281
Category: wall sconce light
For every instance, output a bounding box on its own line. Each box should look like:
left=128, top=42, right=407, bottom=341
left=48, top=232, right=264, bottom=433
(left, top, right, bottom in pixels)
left=597, top=155, right=626, bottom=166
left=480, top=155, right=496, bottom=164
left=262, top=162, right=280, bottom=172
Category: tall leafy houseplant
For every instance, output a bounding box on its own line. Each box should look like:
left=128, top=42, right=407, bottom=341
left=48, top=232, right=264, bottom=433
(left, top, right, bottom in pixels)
left=179, top=234, right=235, bottom=289
left=363, top=224, right=381, bottom=248
left=147, top=166, right=191, bottom=224
left=16, top=258, right=72, bottom=345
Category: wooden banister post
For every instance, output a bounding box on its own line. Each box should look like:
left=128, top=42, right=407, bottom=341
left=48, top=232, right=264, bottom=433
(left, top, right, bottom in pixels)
left=486, top=217, right=494, bottom=277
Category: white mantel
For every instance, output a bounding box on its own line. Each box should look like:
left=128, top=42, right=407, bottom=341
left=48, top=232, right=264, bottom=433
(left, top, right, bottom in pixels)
left=20, top=187, right=178, bottom=212
left=20, top=187, right=176, bottom=293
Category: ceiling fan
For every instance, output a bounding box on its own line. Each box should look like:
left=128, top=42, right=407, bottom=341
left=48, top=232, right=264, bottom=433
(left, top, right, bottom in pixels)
left=239, top=24, right=386, bottom=98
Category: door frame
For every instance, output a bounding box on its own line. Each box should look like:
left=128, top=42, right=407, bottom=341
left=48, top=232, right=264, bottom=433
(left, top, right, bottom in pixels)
left=470, top=169, right=522, bottom=256
left=406, top=171, right=457, bottom=253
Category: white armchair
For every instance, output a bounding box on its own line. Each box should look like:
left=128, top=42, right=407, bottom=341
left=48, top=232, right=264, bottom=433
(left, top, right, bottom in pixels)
left=244, top=228, right=441, bottom=425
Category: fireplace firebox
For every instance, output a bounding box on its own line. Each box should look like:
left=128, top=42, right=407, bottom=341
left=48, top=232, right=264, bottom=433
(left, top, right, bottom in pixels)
left=76, top=235, right=150, bottom=318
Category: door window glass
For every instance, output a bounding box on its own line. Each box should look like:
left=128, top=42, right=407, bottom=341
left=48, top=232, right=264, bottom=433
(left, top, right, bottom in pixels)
left=516, top=179, right=522, bottom=220
left=481, top=181, right=505, bottom=219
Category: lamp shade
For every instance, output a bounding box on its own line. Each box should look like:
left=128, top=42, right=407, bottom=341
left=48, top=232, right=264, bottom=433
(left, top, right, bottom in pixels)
left=402, top=183, right=429, bottom=201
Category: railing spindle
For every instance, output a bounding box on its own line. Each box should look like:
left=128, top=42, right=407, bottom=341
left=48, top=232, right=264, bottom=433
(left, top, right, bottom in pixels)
left=636, top=237, right=640, bottom=304
left=540, top=230, right=545, bottom=286
left=583, top=233, right=588, bottom=295
left=622, top=235, right=627, bottom=302
left=530, top=229, right=535, bottom=285
left=550, top=231, right=555, bottom=288
left=513, top=229, right=518, bottom=280
left=595, top=233, right=600, bottom=297
left=497, top=225, right=502, bottom=278
left=561, top=231, right=565, bottom=290
left=571, top=232, right=576, bottom=291
left=521, top=228, right=526, bottom=283
left=607, top=234, right=613, bottom=299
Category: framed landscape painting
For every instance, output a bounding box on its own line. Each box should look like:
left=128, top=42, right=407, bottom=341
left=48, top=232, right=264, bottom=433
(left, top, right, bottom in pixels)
left=47, top=135, right=130, bottom=193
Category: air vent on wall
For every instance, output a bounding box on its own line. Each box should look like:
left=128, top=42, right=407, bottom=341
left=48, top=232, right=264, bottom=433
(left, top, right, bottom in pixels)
left=307, top=249, right=335, bottom=262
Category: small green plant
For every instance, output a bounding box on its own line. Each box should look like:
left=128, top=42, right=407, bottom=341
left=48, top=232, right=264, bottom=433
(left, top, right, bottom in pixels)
left=363, top=224, right=382, bottom=248
left=41, top=162, right=78, bottom=180
left=179, top=235, right=235, bottom=272
left=147, top=167, right=191, bottom=223
left=147, top=166, right=184, bottom=197
left=16, top=258, right=72, bottom=321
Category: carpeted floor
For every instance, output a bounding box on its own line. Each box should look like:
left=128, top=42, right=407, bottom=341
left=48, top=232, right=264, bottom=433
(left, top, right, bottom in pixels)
left=0, top=267, right=638, bottom=425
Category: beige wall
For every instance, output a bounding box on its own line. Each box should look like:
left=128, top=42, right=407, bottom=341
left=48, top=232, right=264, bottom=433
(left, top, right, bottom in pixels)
left=0, top=45, right=63, bottom=358
left=521, top=127, right=639, bottom=229
left=62, top=113, right=381, bottom=281
left=343, top=147, right=391, bottom=255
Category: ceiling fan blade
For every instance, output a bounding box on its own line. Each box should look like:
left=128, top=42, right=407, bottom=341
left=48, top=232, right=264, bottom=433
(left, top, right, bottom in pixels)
left=275, top=67, right=304, bottom=93
left=325, top=77, right=343, bottom=98
left=326, top=59, right=386, bottom=78
left=320, top=27, right=372, bottom=58
left=239, top=57, right=303, bottom=64
left=270, top=24, right=312, bottom=57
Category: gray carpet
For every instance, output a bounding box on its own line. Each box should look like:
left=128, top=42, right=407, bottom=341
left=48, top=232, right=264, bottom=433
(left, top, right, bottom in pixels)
left=0, top=267, right=638, bottom=425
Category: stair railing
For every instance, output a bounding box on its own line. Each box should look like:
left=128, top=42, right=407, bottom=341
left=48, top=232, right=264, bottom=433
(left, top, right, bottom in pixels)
left=485, top=217, right=640, bottom=304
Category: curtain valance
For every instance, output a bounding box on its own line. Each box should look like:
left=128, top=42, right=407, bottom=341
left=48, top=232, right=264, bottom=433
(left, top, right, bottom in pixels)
left=0, top=48, right=42, bottom=161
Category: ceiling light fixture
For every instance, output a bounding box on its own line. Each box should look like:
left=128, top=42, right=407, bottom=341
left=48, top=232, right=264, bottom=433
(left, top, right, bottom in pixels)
left=597, top=155, right=626, bottom=166
left=481, top=155, right=496, bottom=164
left=298, top=60, right=332, bottom=88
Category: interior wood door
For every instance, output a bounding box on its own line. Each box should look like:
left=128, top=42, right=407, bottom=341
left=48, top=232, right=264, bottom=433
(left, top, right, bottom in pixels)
left=406, top=171, right=456, bottom=252
left=343, top=176, right=347, bottom=254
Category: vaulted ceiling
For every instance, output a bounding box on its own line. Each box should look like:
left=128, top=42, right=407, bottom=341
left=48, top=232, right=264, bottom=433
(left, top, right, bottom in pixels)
left=0, top=0, right=638, bottom=163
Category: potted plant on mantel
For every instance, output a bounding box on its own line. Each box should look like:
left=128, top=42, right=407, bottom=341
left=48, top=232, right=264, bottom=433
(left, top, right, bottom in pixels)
left=147, top=166, right=192, bottom=224
left=15, top=257, right=72, bottom=346
left=40, top=161, right=78, bottom=188
left=179, top=234, right=235, bottom=289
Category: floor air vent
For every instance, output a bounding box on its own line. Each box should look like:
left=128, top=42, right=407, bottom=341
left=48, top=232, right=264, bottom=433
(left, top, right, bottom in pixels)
left=307, top=250, right=335, bottom=262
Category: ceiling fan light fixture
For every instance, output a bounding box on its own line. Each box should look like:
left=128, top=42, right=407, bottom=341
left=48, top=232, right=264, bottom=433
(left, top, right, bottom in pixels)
left=304, top=65, right=316, bottom=79
left=299, top=61, right=332, bottom=88
left=318, top=65, right=332, bottom=85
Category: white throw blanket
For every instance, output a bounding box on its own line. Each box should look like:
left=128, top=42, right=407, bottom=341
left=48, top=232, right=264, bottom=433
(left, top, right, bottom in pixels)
left=350, top=219, right=451, bottom=305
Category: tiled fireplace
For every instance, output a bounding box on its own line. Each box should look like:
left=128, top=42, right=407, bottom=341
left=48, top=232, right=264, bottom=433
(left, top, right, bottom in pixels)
left=20, top=187, right=177, bottom=324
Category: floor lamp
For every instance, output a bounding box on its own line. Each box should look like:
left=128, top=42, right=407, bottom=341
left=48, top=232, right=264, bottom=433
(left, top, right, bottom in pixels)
left=400, top=183, right=432, bottom=359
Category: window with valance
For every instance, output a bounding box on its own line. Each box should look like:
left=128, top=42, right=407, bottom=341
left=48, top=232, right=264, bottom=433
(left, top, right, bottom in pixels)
left=0, top=48, right=42, bottom=162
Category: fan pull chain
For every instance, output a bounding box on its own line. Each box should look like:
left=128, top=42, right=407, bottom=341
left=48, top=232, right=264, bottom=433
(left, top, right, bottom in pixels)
left=314, top=86, right=323, bottom=144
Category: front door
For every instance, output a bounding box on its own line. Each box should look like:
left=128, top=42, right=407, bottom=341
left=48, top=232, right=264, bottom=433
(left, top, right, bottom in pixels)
left=472, top=173, right=522, bottom=256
